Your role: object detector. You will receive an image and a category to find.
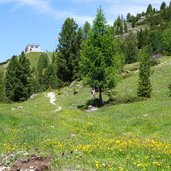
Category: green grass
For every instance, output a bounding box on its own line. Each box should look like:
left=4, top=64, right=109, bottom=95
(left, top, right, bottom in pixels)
left=26, top=52, right=54, bottom=68
left=0, top=57, right=171, bottom=170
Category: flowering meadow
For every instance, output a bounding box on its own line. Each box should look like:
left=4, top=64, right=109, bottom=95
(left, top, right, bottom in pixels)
left=0, top=57, right=171, bottom=170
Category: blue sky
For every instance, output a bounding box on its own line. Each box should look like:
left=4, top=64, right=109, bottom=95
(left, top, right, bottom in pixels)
left=0, top=0, right=170, bottom=62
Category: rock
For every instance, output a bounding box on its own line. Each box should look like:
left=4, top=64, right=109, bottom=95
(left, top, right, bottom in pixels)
left=86, top=105, right=98, bottom=112
left=69, top=134, right=76, bottom=139
left=143, top=114, right=149, bottom=117
left=47, top=92, right=56, bottom=105
left=55, top=107, right=62, bottom=112
left=30, top=94, right=37, bottom=99
left=17, top=106, right=24, bottom=110
left=0, top=166, right=10, bottom=171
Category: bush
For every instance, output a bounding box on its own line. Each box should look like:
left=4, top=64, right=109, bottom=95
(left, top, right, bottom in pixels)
left=86, top=98, right=99, bottom=107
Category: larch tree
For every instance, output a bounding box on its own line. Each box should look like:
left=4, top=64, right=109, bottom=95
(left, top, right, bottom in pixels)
left=80, top=7, right=122, bottom=107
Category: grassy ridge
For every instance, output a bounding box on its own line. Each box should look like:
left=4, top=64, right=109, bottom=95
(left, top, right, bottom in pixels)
left=0, top=57, right=171, bottom=170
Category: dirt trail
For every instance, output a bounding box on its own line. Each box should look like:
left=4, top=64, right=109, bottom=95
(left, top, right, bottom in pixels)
left=47, top=92, right=56, bottom=105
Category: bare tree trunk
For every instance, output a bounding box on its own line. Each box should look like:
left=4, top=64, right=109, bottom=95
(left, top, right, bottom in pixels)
left=98, top=87, right=103, bottom=107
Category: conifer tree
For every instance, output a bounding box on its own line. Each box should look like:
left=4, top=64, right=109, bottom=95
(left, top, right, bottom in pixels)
left=122, top=33, right=138, bottom=64
left=124, top=20, right=128, bottom=33
left=5, top=52, right=31, bottom=101
left=0, top=67, right=6, bottom=102
left=83, top=21, right=91, bottom=39
left=146, top=4, right=153, bottom=15
left=160, top=2, right=166, bottom=11
left=114, top=16, right=124, bottom=35
left=80, top=7, right=122, bottom=107
left=44, top=63, right=59, bottom=89
left=138, top=47, right=152, bottom=98
left=5, top=55, right=19, bottom=101
left=163, top=22, right=171, bottom=54
left=57, top=18, right=82, bottom=82
left=17, top=52, right=32, bottom=101
left=44, top=53, right=61, bottom=89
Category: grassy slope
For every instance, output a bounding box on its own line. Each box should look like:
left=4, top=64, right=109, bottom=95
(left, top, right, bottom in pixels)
left=25, top=52, right=43, bottom=69
left=0, top=57, right=171, bottom=170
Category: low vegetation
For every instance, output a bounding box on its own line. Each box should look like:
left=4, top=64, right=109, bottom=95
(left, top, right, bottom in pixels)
left=0, top=56, right=170, bottom=170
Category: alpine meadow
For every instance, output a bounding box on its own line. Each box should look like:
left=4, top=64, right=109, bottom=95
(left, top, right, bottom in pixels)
left=0, top=1, right=171, bottom=171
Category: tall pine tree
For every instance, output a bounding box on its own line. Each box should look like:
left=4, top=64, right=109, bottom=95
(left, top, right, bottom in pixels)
left=5, top=52, right=31, bottom=101
left=138, top=47, right=152, bottom=98
left=57, top=18, right=82, bottom=82
left=0, top=67, right=6, bottom=102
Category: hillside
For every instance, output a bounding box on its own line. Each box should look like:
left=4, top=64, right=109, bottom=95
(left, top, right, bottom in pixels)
left=0, top=56, right=171, bottom=170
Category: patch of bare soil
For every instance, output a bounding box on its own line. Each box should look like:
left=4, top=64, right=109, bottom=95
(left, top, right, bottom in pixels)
left=10, top=156, right=51, bottom=171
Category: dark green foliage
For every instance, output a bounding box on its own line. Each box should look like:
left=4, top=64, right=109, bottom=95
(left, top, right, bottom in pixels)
left=57, top=18, right=83, bottom=82
left=73, top=27, right=83, bottom=80
left=5, top=52, right=32, bottom=102
left=147, top=30, right=163, bottom=54
left=5, top=56, right=18, bottom=101
left=148, top=15, right=162, bottom=27
left=81, top=7, right=122, bottom=107
left=137, top=28, right=148, bottom=49
left=131, top=16, right=137, bottom=28
left=126, top=13, right=132, bottom=22
left=146, top=4, right=153, bottom=15
left=138, top=47, right=152, bottom=98
left=83, top=21, right=91, bottom=39
left=124, top=20, right=128, bottom=33
left=160, top=2, right=166, bottom=11
left=163, top=22, right=171, bottom=54
left=29, top=67, right=39, bottom=94
left=44, top=63, right=60, bottom=89
left=122, top=33, right=138, bottom=64
left=169, top=83, right=171, bottom=96
left=0, top=68, right=6, bottom=102
left=114, top=16, right=124, bottom=35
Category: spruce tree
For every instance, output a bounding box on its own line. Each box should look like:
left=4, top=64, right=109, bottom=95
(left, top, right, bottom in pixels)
left=163, top=22, right=171, bottom=54
left=80, top=7, right=122, bottom=107
left=5, top=52, right=31, bottom=102
left=160, top=2, right=166, bottom=11
left=5, top=55, right=19, bottom=101
left=114, top=16, right=124, bottom=35
left=122, top=33, right=138, bottom=64
left=146, top=4, right=153, bottom=15
left=138, top=47, right=152, bottom=98
left=124, top=20, right=128, bottom=33
left=83, top=21, right=91, bottom=39
left=57, top=18, right=81, bottom=82
left=44, top=58, right=60, bottom=90
left=17, top=52, right=32, bottom=101
left=0, top=67, right=6, bottom=102
left=40, top=52, right=64, bottom=90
